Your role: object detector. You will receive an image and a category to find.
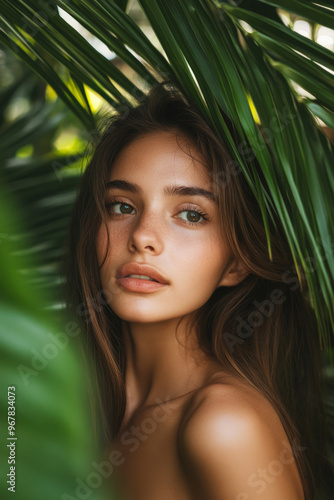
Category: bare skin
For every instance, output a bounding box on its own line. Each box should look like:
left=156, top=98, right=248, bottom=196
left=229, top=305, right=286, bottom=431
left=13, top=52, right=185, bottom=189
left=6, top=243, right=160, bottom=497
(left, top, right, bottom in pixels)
left=104, top=356, right=304, bottom=500
left=98, top=131, right=305, bottom=500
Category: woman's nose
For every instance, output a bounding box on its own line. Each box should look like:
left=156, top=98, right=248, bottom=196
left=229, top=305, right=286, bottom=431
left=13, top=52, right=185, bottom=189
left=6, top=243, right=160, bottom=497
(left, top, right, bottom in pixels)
left=128, top=210, right=163, bottom=255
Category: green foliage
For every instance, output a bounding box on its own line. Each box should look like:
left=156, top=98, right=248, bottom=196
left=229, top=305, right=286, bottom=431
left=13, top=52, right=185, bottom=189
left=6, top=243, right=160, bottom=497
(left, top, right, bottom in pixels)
left=0, top=68, right=83, bottom=305
left=0, top=182, right=110, bottom=500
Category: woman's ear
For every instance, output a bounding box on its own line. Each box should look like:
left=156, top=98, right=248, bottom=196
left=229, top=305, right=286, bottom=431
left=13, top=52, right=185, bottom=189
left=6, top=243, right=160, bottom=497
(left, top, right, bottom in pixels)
left=218, top=257, right=250, bottom=287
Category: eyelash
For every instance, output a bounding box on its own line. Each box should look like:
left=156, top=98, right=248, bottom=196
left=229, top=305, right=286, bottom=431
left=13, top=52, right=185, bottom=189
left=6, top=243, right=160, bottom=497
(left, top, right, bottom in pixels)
left=105, top=198, right=209, bottom=226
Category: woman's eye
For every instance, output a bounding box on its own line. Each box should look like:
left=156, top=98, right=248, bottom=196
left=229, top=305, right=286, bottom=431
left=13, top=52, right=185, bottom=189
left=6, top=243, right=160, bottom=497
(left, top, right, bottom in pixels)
left=108, top=202, right=135, bottom=215
left=178, top=210, right=204, bottom=224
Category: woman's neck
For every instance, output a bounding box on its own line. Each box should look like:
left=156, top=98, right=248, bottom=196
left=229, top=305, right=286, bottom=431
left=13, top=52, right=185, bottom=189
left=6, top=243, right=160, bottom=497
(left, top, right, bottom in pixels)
left=122, top=317, right=221, bottom=416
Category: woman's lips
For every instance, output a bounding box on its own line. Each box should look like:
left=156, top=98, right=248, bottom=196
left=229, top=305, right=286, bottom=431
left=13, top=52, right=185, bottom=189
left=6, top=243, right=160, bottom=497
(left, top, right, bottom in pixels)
left=116, top=263, right=169, bottom=293
left=116, top=276, right=168, bottom=293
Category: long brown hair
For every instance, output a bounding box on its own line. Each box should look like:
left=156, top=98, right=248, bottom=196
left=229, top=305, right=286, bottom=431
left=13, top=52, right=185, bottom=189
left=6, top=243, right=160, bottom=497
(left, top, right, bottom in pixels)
left=62, top=81, right=332, bottom=499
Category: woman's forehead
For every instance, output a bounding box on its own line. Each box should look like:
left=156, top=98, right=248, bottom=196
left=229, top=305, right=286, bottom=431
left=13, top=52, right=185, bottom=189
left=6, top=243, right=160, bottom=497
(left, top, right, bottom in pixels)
left=107, top=130, right=212, bottom=190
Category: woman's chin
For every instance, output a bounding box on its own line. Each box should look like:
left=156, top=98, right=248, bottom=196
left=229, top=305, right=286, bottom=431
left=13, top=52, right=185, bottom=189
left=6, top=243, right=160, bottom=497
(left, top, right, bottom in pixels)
left=110, top=304, right=190, bottom=325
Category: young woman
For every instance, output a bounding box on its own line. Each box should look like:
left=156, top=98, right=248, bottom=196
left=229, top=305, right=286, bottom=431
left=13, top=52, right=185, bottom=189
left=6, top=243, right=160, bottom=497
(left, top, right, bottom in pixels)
left=64, top=82, right=332, bottom=500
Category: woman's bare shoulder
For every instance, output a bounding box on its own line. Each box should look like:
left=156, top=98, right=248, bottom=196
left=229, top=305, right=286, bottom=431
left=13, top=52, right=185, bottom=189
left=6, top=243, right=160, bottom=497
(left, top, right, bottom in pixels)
left=178, top=374, right=304, bottom=500
left=181, top=372, right=282, bottom=430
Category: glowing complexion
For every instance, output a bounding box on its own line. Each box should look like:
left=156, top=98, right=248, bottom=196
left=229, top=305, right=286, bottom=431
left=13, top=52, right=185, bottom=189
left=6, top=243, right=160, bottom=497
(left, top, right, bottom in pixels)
left=96, top=131, right=248, bottom=325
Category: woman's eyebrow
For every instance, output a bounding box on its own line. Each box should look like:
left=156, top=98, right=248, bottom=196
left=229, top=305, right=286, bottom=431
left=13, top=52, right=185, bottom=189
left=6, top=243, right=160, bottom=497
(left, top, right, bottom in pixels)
left=106, top=180, right=140, bottom=193
left=106, top=180, right=216, bottom=203
left=164, top=185, right=216, bottom=203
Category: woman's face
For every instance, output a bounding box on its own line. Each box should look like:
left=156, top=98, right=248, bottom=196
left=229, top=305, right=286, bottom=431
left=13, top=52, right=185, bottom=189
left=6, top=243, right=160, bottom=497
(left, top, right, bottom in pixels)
left=96, top=131, right=247, bottom=324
